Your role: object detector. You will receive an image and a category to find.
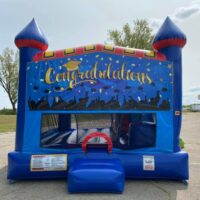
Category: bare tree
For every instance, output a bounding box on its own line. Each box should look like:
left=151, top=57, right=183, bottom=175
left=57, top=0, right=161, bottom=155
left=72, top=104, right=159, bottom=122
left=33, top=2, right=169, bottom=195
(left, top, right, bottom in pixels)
left=108, top=19, right=154, bottom=50
left=0, top=48, right=18, bottom=111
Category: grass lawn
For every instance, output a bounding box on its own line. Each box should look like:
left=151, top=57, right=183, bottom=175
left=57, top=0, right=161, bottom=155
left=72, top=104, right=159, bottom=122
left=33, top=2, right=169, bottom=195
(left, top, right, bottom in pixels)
left=0, top=115, right=16, bottom=133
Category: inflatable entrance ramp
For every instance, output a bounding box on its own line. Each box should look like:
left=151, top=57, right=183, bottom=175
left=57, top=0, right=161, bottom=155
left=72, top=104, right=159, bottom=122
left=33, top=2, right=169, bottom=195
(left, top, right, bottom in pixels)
left=68, top=158, right=125, bottom=193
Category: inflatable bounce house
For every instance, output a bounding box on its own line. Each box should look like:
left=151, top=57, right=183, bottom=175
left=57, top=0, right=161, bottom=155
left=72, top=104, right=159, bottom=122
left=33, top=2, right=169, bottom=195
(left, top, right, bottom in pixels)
left=8, top=17, right=189, bottom=193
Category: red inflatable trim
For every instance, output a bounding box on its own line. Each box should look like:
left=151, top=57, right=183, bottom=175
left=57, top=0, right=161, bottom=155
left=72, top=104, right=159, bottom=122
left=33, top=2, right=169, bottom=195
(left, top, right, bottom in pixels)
left=32, top=44, right=166, bottom=61
left=15, top=39, right=48, bottom=51
left=82, top=132, right=113, bottom=153
left=153, top=38, right=186, bottom=50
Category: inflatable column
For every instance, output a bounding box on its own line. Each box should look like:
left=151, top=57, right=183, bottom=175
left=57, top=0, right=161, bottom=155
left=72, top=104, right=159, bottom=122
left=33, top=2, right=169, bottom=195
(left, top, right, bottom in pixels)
left=152, top=17, right=186, bottom=152
left=15, top=19, right=48, bottom=151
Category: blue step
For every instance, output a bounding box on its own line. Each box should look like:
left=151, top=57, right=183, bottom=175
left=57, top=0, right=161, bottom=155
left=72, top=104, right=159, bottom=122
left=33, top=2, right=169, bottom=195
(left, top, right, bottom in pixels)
left=68, top=158, right=125, bottom=193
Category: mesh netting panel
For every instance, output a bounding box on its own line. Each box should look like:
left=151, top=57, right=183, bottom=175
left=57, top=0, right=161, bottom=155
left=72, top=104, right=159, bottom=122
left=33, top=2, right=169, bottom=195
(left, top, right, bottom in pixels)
left=41, top=114, right=58, bottom=133
left=75, top=114, right=112, bottom=130
left=74, top=114, right=112, bottom=144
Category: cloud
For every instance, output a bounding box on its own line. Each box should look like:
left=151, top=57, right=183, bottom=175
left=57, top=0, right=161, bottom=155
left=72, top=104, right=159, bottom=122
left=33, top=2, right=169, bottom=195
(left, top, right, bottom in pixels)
left=187, top=86, right=200, bottom=92
left=150, top=3, right=200, bottom=30
left=173, top=4, right=200, bottom=22
left=183, top=86, right=200, bottom=105
left=149, top=18, right=163, bottom=30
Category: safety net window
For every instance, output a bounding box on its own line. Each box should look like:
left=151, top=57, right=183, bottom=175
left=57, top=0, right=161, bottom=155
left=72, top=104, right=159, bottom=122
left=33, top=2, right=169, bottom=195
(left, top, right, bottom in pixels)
left=74, top=114, right=112, bottom=144
left=40, top=114, right=112, bottom=148
left=40, top=113, right=156, bottom=149
left=41, top=114, right=59, bottom=134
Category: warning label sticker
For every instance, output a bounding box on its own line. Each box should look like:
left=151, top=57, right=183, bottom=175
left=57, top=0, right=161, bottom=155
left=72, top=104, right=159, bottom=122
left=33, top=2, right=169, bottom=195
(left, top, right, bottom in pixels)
left=30, top=154, right=67, bottom=172
left=143, top=155, right=155, bottom=171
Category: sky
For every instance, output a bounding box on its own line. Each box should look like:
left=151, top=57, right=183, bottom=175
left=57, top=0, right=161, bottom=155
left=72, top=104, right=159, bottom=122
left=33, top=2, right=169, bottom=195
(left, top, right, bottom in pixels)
left=0, top=0, right=200, bottom=108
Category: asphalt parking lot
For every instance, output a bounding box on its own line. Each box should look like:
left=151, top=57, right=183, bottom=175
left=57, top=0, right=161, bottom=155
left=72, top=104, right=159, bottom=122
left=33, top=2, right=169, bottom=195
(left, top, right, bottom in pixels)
left=0, top=112, right=200, bottom=200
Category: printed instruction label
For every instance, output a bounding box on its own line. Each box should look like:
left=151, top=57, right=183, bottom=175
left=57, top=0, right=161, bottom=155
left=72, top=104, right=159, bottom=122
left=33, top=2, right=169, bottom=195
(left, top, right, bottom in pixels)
left=31, top=154, right=67, bottom=172
left=143, top=155, right=155, bottom=171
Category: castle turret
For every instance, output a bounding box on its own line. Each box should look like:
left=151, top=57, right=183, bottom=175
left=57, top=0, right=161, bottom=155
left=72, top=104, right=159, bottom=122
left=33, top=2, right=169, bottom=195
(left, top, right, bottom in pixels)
left=15, top=19, right=48, bottom=151
left=152, top=17, right=186, bottom=152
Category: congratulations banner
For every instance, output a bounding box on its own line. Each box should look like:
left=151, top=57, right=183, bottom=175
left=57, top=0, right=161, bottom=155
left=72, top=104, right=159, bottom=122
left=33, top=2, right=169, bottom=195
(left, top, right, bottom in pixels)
left=26, top=52, right=173, bottom=110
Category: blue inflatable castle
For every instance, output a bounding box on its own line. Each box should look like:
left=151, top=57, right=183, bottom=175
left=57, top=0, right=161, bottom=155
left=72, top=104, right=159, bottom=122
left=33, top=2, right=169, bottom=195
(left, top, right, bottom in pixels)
left=8, top=17, right=188, bottom=193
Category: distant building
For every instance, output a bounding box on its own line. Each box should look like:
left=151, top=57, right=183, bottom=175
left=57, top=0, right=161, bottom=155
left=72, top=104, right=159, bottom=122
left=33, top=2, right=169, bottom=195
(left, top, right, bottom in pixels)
left=191, top=104, right=200, bottom=111
left=191, top=94, right=200, bottom=111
